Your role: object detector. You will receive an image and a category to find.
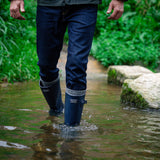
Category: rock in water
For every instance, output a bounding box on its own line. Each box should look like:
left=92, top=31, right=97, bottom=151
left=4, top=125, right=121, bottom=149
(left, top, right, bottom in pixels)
left=107, top=65, right=152, bottom=85
left=121, top=73, right=160, bottom=109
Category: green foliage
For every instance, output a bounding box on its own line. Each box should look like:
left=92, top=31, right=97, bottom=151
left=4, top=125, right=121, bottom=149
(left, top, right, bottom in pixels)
left=0, top=0, right=160, bottom=82
left=92, top=0, right=160, bottom=70
left=0, top=0, right=38, bottom=82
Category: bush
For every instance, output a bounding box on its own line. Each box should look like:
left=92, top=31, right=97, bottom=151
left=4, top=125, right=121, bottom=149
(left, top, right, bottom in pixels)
left=91, top=0, right=160, bottom=71
left=0, top=0, right=39, bottom=82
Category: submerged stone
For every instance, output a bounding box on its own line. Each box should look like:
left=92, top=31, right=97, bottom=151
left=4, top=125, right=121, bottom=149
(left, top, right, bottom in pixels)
left=107, top=65, right=152, bottom=85
left=121, top=74, right=160, bottom=109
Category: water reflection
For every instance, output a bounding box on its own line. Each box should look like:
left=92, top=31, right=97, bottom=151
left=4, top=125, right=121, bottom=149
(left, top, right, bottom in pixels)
left=31, top=116, right=85, bottom=160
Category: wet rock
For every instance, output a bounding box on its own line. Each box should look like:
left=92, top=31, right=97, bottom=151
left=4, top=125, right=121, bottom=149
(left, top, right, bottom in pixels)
left=107, top=65, right=152, bottom=85
left=121, top=74, right=160, bottom=109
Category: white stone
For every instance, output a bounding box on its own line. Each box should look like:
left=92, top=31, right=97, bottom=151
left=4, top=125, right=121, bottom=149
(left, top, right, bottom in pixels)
left=121, top=73, right=160, bottom=109
left=107, top=65, right=153, bottom=85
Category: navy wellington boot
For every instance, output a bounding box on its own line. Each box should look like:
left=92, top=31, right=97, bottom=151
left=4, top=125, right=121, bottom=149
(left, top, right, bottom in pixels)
left=40, top=77, right=64, bottom=116
left=64, top=93, right=87, bottom=126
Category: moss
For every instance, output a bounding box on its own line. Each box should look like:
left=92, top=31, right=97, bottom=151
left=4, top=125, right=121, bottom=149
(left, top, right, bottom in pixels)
left=108, top=69, right=117, bottom=78
left=120, top=82, right=149, bottom=109
left=108, top=68, right=121, bottom=85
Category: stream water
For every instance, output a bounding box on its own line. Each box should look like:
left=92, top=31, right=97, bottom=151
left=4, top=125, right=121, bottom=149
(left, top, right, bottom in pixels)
left=0, top=79, right=160, bottom=160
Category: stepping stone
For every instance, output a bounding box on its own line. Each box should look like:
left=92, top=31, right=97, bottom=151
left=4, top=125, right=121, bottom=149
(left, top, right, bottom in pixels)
left=121, top=73, right=160, bottom=109
left=107, top=65, right=153, bottom=85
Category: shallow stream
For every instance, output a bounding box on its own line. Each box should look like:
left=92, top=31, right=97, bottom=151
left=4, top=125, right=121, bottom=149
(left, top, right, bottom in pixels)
left=0, top=79, right=160, bottom=160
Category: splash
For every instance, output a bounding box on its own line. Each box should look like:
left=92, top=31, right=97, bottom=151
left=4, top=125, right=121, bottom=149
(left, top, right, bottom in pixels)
left=53, top=120, right=98, bottom=132
left=52, top=120, right=98, bottom=139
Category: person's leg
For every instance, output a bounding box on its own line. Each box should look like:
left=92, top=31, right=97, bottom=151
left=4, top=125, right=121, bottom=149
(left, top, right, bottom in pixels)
left=36, top=6, right=67, bottom=116
left=64, top=5, right=98, bottom=126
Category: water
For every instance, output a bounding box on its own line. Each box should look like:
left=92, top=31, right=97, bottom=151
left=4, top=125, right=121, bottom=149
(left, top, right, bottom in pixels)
left=1, top=79, right=160, bottom=160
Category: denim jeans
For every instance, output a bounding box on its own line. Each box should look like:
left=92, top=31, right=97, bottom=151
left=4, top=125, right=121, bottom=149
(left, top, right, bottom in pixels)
left=36, top=4, right=98, bottom=90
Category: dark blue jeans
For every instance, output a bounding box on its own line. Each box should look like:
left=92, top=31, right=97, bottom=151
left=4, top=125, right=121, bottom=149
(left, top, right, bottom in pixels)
left=36, top=4, right=98, bottom=90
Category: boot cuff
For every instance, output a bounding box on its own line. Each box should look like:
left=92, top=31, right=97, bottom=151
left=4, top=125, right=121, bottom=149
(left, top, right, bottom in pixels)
left=66, top=88, right=86, bottom=96
left=40, top=76, right=59, bottom=88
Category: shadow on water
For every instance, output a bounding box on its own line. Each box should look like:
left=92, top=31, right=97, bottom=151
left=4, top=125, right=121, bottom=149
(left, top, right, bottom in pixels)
left=0, top=80, right=160, bottom=159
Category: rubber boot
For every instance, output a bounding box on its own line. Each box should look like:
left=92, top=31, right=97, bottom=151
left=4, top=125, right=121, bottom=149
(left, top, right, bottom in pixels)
left=39, top=77, right=64, bottom=116
left=64, top=92, right=87, bottom=126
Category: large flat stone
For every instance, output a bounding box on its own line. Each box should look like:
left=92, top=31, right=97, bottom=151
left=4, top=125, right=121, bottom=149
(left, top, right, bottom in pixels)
left=121, top=73, right=160, bottom=109
left=107, top=65, right=153, bottom=85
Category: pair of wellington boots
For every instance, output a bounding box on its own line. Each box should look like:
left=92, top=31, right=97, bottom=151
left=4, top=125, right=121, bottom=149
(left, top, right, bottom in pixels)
left=40, top=78, right=86, bottom=126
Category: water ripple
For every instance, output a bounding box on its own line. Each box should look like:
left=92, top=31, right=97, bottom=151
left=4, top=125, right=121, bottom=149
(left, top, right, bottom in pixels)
left=18, top=109, right=32, bottom=111
left=0, top=140, right=30, bottom=149
left=0, top=126, right=17, bottom=130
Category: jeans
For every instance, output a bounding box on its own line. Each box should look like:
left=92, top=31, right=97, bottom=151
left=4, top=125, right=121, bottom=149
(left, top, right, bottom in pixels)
left=36, top=4, right=98, bottom=91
